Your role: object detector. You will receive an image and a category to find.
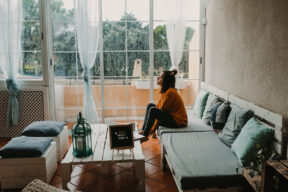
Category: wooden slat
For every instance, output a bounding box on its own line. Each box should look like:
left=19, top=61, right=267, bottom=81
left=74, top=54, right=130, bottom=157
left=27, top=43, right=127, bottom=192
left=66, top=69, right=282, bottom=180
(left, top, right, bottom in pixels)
left=229, top=94, right=255, bottom=110
left=81, top=124, right=101, bottom=163
left=201, top=82, right=229, bottom=100
left=92, top=125, right=108, bottom=161
left=253, top=105, right=283, bottom=128
left=102, top=130, right=113, bottom=161
left=133, top=140, right=144, bottom=160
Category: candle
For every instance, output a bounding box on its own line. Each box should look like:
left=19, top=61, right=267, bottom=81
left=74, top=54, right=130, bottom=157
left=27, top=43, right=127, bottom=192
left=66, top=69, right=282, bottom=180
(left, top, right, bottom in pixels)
left=77, top=138, right=83, bottom=151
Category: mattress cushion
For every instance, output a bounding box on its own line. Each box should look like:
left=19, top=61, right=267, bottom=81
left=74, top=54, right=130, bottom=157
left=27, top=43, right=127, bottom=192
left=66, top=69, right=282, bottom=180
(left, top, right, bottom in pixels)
left=158, top=110, right=213, bottom=137
left=0, top=136, right=53, bottom=158
left=162, top=132, right=243, bottom=190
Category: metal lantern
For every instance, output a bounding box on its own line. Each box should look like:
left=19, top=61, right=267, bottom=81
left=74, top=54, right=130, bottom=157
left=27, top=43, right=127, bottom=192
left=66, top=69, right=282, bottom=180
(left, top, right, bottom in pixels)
left=72, top=112, right=93, bottom=157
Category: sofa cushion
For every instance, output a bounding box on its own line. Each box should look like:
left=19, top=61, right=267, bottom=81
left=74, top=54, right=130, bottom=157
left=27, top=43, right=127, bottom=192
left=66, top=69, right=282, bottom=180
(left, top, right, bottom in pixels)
left=211, top=102, right=230, bottom=130
left=0, top=136, right=53, bottom=158
left=162, top=132, right=243, bottom=190
left=202, top=94, right=219, bottom=125
left=22, top=121, right=66, bottom=137
left=231, top=118, right=274, bottom=166
left=193, top=90, right=209, bottom=119
left=158, top=109, right=213, bottom=137
left=218, top=105, right=253, bottom=146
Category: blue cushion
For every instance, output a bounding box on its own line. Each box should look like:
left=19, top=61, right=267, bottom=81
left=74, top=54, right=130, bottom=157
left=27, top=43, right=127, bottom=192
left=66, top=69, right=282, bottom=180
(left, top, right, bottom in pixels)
left=22, top=121, right=66, bottom=137
left=210, top=102, right=230, bottom=130
left=0, top=136, right=53, bottom=158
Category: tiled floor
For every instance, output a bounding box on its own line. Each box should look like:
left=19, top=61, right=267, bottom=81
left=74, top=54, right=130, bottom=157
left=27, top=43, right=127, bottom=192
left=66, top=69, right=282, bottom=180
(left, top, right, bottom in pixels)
left=0, top=128, right=178, bottom=192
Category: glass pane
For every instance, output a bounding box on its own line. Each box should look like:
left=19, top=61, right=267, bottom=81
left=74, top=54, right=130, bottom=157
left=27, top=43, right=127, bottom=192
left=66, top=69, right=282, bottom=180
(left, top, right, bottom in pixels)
left=127, top=22, right=149, bottom=50
left=127, top=52, right=149, bottom=76
left=154, top=0, right=200, bottom=20
left=104, top=52, right=126, bottom=77
left=103, top=0, right=125, bottom=21
left=126, top=0, right=149, bottom=21
left=103, top=22, right=125, bottom=50
left=154, top=51, right=171, bottom=75
left=19, top=51, right=42, bottom=79
left=50, top=0, right=75, bottom=21
left=22, top=22, right=41, bottom=51
left=153, top=22, right=168, bottom=50
left=53, top=53, right=79, bottom=77
left=52, top=22, right=76, bottom=51
left=186, top=22, right=199, bottom=51
left=182, top=0, right=200, bottom=20
left=90, top=53, right=101, bottom=78
left=23, top=0, right=40, bottom=20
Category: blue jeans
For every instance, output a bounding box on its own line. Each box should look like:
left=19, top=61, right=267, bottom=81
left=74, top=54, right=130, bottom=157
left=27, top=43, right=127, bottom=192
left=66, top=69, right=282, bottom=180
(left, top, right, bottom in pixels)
left=142, top=103, right=178, bottom=136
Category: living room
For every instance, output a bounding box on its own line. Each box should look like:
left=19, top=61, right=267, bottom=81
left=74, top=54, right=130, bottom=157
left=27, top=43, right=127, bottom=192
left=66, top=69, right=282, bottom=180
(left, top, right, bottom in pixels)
left=0, top=0, right=287, bottom=191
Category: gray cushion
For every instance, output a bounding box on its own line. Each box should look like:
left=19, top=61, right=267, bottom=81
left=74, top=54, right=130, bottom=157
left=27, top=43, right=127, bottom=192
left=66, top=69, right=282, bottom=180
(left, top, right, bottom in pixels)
left=218, top=105, right=253, bottom=146
left=0, top=136, right=53, bottom=158
left=22, top=121, right=66, bottom=137
left=158, top=109, right=213, bottom=137
left=162, top=132, right=243, bottom=190
left=202, top=94, right=219, bottom=125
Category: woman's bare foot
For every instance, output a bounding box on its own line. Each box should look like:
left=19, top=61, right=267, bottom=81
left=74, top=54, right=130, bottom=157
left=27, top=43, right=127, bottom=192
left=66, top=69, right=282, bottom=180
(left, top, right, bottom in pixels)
left=138, top=130, right=144, bottom=135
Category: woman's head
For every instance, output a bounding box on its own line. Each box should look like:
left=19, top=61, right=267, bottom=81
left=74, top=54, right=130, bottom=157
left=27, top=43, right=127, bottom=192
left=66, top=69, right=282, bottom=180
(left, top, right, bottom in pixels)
left=157, top=69, right=178, bottom=93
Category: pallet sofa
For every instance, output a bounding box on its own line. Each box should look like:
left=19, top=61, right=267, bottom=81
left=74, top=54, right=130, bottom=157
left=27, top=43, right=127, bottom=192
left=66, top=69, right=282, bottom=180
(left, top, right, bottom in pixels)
left=159, top=82, right=284, bottom=192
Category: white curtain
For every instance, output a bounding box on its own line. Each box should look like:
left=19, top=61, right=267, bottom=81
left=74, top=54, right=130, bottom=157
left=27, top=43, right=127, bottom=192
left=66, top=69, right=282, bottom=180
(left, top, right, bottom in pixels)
left=0, top=0, right=22, bottom=126
left=74, top=0, right=100, bottom=123
left=164, top=0, right=187, bottom=71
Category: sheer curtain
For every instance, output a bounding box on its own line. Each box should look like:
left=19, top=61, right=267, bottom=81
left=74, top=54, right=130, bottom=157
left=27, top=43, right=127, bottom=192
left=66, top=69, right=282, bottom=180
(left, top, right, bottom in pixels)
left=164, top=0, right=187, bottom=71
left=0, top=0, right=22, bottom=126
left=74, top=0, right=100, bottom=123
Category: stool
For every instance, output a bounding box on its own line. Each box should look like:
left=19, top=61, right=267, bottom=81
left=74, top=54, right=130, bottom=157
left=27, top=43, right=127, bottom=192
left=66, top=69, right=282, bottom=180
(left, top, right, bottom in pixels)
left=0, top=140, right=57, bottom=191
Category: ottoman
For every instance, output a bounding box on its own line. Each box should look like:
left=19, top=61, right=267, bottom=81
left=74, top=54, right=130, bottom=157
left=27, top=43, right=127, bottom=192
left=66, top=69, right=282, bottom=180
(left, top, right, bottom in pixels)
left=0, top=137, right=57, bottom=190
left=22, top=121, right=69, bottom=161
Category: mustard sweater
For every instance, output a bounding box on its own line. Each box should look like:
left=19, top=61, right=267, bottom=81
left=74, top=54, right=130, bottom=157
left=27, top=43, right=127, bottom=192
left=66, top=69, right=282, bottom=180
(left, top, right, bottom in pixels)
left=150, top=87, right=188, bottom=134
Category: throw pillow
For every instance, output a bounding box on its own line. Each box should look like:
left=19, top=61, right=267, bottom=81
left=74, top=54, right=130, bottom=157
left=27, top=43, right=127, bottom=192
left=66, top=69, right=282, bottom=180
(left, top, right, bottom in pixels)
left=22, top=121, right=66, bottom=137
left=210, top=101, right=230, bottom=130
left=202, top=94, right=219, bottom=125
left=231, top=117, right=274, bottom=166
left=218, top=105, right=253, bottom=146
left=193, top=90, right=209, bottom=119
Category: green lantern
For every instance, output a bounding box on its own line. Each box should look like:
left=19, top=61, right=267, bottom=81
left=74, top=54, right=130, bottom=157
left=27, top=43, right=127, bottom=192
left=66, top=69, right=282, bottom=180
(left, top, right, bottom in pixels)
left=72, top=112, right=93, bottom=157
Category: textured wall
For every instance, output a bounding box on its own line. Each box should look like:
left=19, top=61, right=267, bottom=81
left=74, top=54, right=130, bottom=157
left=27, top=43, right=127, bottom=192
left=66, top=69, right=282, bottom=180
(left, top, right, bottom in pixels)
left=205, top=0, right=288, bottom=133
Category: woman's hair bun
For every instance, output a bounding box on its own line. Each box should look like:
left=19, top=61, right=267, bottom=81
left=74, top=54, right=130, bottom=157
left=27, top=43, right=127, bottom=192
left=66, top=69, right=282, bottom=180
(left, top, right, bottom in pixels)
left=171, top=69, right=178, bottom=76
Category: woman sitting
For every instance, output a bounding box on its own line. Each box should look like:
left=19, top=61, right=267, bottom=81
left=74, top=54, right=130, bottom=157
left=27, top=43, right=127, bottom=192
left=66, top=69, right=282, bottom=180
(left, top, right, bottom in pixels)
left=139, top=69, right=187, bottom=140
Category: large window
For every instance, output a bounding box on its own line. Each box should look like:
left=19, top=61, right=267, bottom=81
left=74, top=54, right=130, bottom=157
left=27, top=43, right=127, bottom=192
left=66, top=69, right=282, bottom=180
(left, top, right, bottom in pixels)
left=0, top=0, right=201, bottom=123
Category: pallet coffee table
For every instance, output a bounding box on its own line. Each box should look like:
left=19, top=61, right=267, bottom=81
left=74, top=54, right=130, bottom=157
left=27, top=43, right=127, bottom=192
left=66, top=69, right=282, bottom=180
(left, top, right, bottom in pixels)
left=61, top=124, right=145, bottom=191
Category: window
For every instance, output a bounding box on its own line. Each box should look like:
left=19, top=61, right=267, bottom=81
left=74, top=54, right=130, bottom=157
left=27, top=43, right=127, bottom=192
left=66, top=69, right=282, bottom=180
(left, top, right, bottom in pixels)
left=0, top=0, right=43, bottom=80
left=0, top=0, right=201, bottom=123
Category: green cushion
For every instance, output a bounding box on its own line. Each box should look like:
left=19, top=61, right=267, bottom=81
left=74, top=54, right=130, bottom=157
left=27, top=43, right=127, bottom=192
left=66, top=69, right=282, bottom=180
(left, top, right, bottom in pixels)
left=231, top=117, right=274, bottom=166
left=193, top=90, right=209, bottom=119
